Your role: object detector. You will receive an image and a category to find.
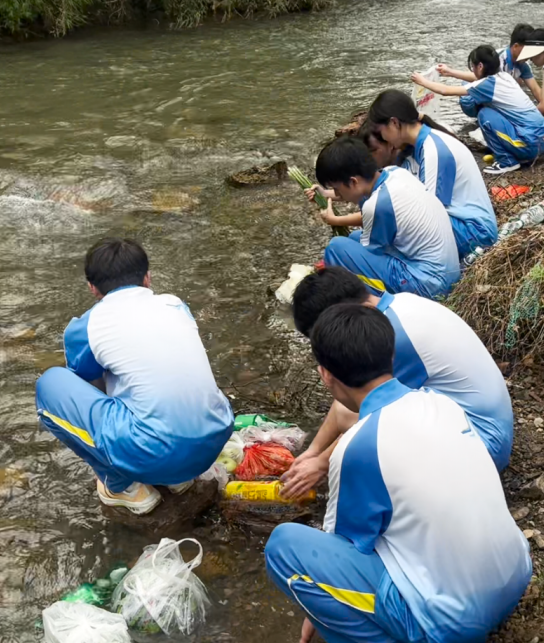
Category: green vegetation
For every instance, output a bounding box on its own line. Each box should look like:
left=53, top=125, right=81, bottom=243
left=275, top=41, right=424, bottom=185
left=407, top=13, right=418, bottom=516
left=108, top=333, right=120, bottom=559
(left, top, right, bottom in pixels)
left=0, top=0, right=333, bottom=37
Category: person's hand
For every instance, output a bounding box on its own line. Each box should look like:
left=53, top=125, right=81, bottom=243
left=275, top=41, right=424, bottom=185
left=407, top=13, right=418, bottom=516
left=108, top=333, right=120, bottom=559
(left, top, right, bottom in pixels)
left=281, top=452, right=329, bottom=499
left=304, top=184, right=324, bottom=204
left=437, top=63, right=453, bottom=77
left=411, top=72, right=427, bottom=87
left=293, top=446, right=320, bottom=465
left=300, top=618, right=316, bottom=643
left=319, top=198, right=337, bottom=226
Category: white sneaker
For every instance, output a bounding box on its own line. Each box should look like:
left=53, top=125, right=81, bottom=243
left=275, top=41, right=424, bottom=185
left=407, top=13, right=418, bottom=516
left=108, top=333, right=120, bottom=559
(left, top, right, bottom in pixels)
left=167, top=480, right=195, bottom=495
left=483, top=161, right=521, bottom=175
left=97, top=480, right=162, bottom=515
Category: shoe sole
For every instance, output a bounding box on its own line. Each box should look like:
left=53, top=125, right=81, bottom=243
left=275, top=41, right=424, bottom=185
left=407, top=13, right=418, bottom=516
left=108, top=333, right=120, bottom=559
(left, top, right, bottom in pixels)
left=484, top=165, right=521, bottom=175
left=167, top=480, right=195, bottom=495
left=97, top=491, right=163, bottom=515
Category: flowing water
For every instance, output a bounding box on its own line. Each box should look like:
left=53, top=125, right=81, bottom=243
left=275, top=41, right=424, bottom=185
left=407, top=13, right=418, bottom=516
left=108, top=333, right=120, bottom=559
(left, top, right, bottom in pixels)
left=1, top=1, right=543, bottom=640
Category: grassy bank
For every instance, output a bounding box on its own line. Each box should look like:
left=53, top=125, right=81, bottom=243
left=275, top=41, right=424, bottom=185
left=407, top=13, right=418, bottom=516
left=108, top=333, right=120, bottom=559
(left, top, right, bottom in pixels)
left=0, top=0, right=333, bottom=37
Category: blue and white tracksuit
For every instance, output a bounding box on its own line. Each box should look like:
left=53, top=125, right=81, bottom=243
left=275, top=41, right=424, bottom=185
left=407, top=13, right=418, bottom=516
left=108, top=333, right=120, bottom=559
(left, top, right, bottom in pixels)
left=35, top=286, right=234, bottom=492
left=324, top=168, right=460, bottom=299
left=266, top=380, right=532, bottom=643
left=499, top=46, right=534, bottom=82
left=409, top=125, right=498, bottom=257
left=460, top=72, right=544, bottom=167
left=379, top=291, right=513, bottom=471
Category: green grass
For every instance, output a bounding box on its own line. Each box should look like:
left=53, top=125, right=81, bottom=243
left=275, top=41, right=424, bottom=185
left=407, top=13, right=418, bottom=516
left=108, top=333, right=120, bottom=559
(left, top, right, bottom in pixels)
left=0, top=0, right=333, bottom=36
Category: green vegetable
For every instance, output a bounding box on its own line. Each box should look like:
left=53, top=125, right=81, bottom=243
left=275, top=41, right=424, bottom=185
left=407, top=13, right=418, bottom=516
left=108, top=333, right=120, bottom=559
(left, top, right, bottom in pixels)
left=288, top=166, right=349, bottom=237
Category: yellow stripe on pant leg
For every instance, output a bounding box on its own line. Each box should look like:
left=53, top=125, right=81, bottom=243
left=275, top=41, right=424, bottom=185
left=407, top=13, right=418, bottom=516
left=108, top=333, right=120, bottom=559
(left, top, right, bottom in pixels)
left=288, top=574, right=376, bottom=615
left=358, top=275, right=386, bottom=292
left=41, top=410, right=95, bottom=447
left=496, top=131, right=527, bottom=148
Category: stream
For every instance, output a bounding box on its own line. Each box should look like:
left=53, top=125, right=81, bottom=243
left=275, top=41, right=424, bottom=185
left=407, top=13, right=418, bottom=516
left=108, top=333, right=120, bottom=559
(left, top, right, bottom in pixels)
left=1, top=1, right=543, bottom=640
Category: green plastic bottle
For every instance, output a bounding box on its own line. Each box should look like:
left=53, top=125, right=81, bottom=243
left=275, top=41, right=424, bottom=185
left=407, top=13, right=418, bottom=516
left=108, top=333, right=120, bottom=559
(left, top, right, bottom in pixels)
left=61, top=564, right=129, bottom=606
left=234, top=414, right=293, bottom=431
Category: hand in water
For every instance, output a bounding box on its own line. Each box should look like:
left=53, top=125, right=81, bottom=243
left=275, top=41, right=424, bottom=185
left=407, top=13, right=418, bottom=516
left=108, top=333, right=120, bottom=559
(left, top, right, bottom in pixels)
left=437, top=63, right=453, bottom=77
left=281, top=451, right=328, bottom=499
left=300, top=618, right=316, bottom=643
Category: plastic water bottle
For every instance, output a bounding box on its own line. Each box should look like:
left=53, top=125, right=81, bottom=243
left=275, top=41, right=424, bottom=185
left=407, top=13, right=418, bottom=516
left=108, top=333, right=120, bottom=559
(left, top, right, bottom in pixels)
left=463, top=246, right=485, bottom=267
left=61, top=564, right=129, bottom=606
left=498, top=219, right=524, bottom=240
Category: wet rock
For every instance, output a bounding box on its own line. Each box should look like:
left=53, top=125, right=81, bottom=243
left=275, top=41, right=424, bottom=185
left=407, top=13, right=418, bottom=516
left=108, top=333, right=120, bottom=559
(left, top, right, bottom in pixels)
left=335, top=110, right=367, bottom=137
left=220, top=499, right=314, bottom=535
left=520, top=473, right=544, bottom=500
left=512, top=506, right=530, bottom=521
left=0, top=324, right=36, bottom=342
left=226, top=162, right=288, bottom=188
left=152, top=189, right=200, bottom=213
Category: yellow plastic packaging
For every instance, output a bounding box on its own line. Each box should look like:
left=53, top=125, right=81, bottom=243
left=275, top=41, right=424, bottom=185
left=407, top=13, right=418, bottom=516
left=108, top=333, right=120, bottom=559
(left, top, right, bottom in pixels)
left=223, top=480, right=316, bottom=504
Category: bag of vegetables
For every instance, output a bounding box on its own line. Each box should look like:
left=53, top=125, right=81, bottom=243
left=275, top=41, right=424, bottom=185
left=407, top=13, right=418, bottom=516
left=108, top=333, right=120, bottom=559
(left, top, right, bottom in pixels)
left=112, top=538, right=209, bottom=636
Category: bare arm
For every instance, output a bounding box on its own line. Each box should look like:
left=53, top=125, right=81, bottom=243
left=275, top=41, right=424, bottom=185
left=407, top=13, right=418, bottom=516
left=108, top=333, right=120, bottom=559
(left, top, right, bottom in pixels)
left=320, top=199, right=362, bottom=227
left=525, top=77, right=542, bottom=103
left=437, top=64, right=477, bottom=82
left=411, top=72, right=468, bottom=97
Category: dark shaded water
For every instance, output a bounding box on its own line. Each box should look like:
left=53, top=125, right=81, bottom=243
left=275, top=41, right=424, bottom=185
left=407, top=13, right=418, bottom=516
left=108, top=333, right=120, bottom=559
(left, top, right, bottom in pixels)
left=1, top=1, right=543, bottom=640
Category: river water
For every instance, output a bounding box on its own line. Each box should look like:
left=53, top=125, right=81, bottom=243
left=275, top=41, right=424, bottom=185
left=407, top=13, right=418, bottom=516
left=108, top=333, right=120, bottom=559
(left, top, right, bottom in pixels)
left=1, top=1, right=542, bottom=640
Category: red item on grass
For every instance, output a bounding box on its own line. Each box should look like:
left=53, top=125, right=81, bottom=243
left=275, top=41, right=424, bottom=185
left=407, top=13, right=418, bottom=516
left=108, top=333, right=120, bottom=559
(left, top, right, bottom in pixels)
left=491, top=185, right=531, bottom=202
left=235, top=444, right=295, bottom=481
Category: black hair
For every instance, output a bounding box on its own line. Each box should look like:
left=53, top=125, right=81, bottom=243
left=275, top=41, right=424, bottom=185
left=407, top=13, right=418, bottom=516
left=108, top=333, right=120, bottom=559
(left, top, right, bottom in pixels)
left=85, top=238, right=149, bottom=296
left=310, top=303, right=394, bottom=389
left=510, top=23, right=534, bottom=47
left=315, top=136, right=378, bottom=187
left=467, top=45, right=500, bottom=78
left=357, top=123, right=384, bottom=147
left=528, top=28, right=544, bottom=43
left=368, top=89, right=455, bottom=138
left=292, top=267, right=371, bottom=337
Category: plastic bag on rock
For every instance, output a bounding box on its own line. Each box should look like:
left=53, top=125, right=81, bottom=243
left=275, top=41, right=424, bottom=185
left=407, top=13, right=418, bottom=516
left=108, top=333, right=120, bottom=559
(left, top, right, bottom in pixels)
left=236, top=444, right=295, bottom=481
left=112, top=538, right=209, bottom=636
left=43, top=602, right=131, bottom=643
left=199, top=462, right=229, bottom=490
left=239, top=424, right=307, bottom=452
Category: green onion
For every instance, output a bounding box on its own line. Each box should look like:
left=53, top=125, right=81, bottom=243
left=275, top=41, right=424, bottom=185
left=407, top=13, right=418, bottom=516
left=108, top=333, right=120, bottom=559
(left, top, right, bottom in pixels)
left=288, top=166, right=349, bottom=237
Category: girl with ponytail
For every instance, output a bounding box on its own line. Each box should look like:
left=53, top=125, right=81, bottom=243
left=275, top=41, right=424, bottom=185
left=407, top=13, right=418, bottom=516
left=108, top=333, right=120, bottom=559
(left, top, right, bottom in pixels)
left=368, top=89, right=497, bottom=259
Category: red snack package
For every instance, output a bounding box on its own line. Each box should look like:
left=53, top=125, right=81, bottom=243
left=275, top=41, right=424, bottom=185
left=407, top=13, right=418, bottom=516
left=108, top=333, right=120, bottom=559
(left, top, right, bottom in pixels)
left=235, top=444, right=295, bottom=481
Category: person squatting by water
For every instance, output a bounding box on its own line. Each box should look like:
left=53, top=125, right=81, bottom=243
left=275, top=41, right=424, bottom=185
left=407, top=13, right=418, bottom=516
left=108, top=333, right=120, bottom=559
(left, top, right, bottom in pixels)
left=280, top=266, right=514, bottom=503
left=35, top=238, right=234, bottom=515
left=305, top=136, right=460, bottom=298
left=437, top=23, right=544, bottom=115
left=367, top=89, right=498, bottom=259
left=266, top=303, right=532, bottom=643
left=412, top=45, right=544, bottom=175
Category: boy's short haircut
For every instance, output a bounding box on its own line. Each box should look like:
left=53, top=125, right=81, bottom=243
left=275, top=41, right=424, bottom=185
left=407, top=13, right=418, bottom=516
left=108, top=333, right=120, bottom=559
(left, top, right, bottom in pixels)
left=85, top=238, right=149, bottom=296
left=316, top=136, right=378, bottom=188
left=511, top=23, right=534, bottom=46
left=293, top=267, right=371, bottom=337
left=310, top=303, right=394, bottom=389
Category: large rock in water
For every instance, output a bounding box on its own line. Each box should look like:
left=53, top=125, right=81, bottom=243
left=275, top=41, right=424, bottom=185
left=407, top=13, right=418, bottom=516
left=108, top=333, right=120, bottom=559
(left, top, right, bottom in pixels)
left=335, top=110, right=368, bottom=137
left=100, top=480, right=218, bottom=537
left=226, top=161, right=288, bottom=188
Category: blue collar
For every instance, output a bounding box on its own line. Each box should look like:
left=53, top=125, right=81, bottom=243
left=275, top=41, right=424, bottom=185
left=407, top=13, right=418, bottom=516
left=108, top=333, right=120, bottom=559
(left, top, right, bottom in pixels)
left=414, top=123, right=431, bottom=162
left=359, top=378, right=411, bottom=419
left=376, top=291, right=395, bottom=313
left=358, top=170, right=389, bottom=209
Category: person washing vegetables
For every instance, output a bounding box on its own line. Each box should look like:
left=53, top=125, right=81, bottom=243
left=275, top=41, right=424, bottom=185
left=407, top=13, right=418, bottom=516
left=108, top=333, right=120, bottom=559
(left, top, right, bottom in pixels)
left=281, top=266, right=514, bottom=500
left=266, top=303, right=531, bottom=643
left=306, top=136, right=460, bottom=298
left=35, top=238, right=234, bottom=515
left=413, top=45, right=544, bottom=175
left=367, top=90, right=498, bottom=258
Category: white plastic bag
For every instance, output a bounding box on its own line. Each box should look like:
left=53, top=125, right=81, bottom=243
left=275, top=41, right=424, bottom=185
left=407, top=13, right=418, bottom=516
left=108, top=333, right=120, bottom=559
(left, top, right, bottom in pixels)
left=275, top=264, right=314, bottom=305
left=43, top=602, right=131, bottom=643
left=411, top=66, right=441, bottom=121
left=220, top=433, right=245, bottom=464
left=199, top=462, right=229, bottom=490
left=239, top=424, right=307, bottom=452
left=112, top=538, right=209, bottom=636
